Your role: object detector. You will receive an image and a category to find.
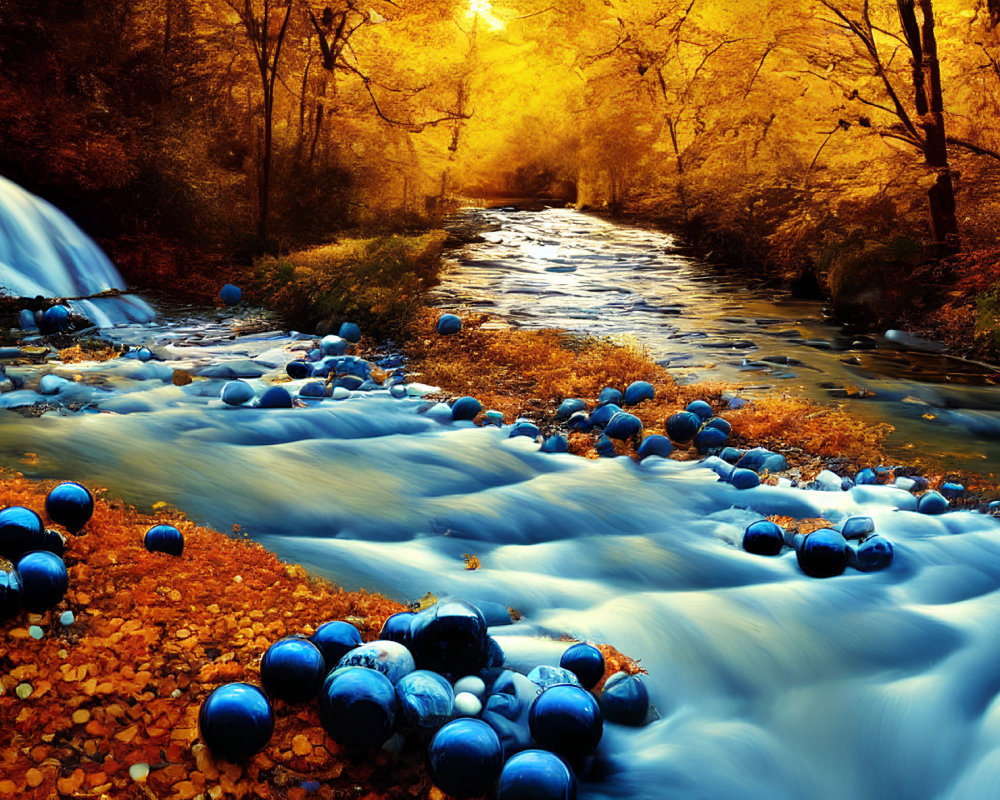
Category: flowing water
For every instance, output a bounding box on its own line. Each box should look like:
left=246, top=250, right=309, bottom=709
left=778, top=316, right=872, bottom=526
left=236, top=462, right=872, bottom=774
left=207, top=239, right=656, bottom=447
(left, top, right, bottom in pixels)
left=2, top=194, right=1000, bottom=799
left=434, top=206, right=1000, bottom=477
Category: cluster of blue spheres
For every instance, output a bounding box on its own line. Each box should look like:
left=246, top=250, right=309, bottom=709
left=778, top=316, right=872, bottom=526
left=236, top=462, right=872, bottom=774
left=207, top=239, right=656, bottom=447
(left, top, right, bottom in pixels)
left=198, top=598, right=652, bottom=798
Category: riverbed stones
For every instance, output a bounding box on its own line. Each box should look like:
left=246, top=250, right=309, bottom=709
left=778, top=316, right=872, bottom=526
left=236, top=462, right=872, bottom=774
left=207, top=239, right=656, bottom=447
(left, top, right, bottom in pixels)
left=729, top=468, right=760, bottom=490
left=15, top=551, right=69, bottom=613
left=597, top=387, right=623, bottom=406
left=529, top=685, right=602, bottom=760
left=588, top=403, right=621, bottom=429
left=685, top=400, right=713, bottom=420
left=694, top=425, right=728, bottom=452
left=40, top=305, right=70, bottom=334
left=144, top=524, right=184, bottom=556
left=336, top=640, right=416, bottom=685
left=599, top=672, right=649, bottom=726
left=559, top=644, right=604, bottom=690
left=557, top=398, right=586, bottom=419
left=0, top=506, right=46, bottom=561
left=665, top=411, right=700, bottom=443
left=849, top=535, right=894, bottom=572
left=605, top=412, right=642, bottom=441
left=541, top=434, right=569, bottom=453
left=199, top=682, right=273, bottom=761
left=497, top=749, right=578, bottom=800
left=451, top=396, right=482, bottom=421
left=221, top=380, right=254, bottom=406
left=338, top=322, right=362, bottom=343
left=509, top=420, right=540, bottom=440
left=396, top=670, right=454, bottom=729
left=637, top=434, right=673, bottom=460
left=286, top=360, right=311, bottom=379
left=259, top=385, right=293, bottom=408
left=918, top=490, right=949, bottom=515
left=743, top=520, right=784, bottom=556
left=318, top=667, right=397, bottom=750
left=409, top=599, right=489, bottom=676
left=796, top=528, right=848, bottom=578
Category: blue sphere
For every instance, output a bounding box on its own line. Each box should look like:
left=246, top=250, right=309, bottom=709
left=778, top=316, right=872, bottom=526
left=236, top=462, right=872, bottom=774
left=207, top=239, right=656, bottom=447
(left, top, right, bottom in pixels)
left=685, top=400, right=713, bottom=420
left=841, top=516, right=875, bottom=540
left=41, top=305, right=70, bottom=334
left=336, top=640, right=415, bottom=685
left=853, top=535, right=894, bottom=572
left=259, top=386, right=293, bottom=409
left=497, top=750, right=578, bottom=800
left=339, top=322, right=362, bottom=343
left=409, top=600, right=489, bottom=676
left=528, top=684, right=603, bottom=760
left=390, top=384, right=408, bottom=399
left=137, top=346, right=153, bottom=362
left=509, top=421, right=541, bottom=440
left=918, top=490, right=949, bottom=515
left=665, top=412, right=701, bottom=443
left=320, top=335, right=349, bottom=356
left=588, top=403, right=621, bottom=429
left=600, top=672, right=649, bottom=726
left=940, top=482, right=964, bottom=500
left=855, top=468, right=877, bottom=485
left=623, top=381, right=655, bottom=405
left=559, top=644, right=604, bottom=690
left=379, top=612, right=415, bottom=646
left=0, top=506, right=46, bottom=562
left=703, top=417, right=732, bottom=436
left=144, top=524, right=184, bottom=556
left=556, top=399, right=586, bottom=419
left=318, top=667, right=397, bottom=749
left=221, top=380, right=254, bottom=406
left=260, top=637, right=326, bottom=703
left=19, top=308, right=38, bottom=331
left=0, top=571, right=22, bottom=620
left=437, top=314, right=462, bottom=335
left=220, top=284, right=242, bottom=305
left=451, top=396, right=483, bottom=421
left=597, top=387, right=624, bottom=406
left=198, top=682, right=273, bottom=761
left=311, top=620, right=362, bottom=671
left=694, top=425, right=728, bottom=453
left=637, top=434, right=673, bottom=460
left=396, top=670, right=455, bottom=729
left=743, top=520, right=784, bottom=556
left=286, top=360, right=312, bottom=379
left=427, top=718, right=504, bottom=798
left=730, top=468, right=761, bottom=490
left=45, top=482, right=94, bottom=534
left=605, top=412, right=642, bottom=441
left=796, top=528, right=848, bottom=578
left=15, top=551, right=68, bottom=613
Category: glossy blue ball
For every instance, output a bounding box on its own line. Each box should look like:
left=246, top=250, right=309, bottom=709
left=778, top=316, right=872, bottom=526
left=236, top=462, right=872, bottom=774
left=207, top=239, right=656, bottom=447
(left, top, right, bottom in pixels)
left=694, top=425, right=728, bottom=452
left=604, top=412, right=642, bottom=441
left=918, top=490, right=949, bottom=515
left=497, top=749, right=578, bottom=800
left=335, top=640, right=415, bottom=685
left=685, top=400, right=713, bottom=420
left=637, top=434, right=673, bottom=460
left=556, top=399, right=586, bottom=419
left=528, top=684, right=603, bottom=760
left=286, top=360, right=311, bottom=379
left=259, top=386, right=293, bottom=409
left=600, top=672, right=649, bottom=726
left=260, top=637, right=326, bottom=703
left=41, top=305, right=70, bottom=333
left=730, top=468, right=760, bottom=490
left=220, top=284, right=242, bottom=305
left=144, top=524, right=184, bottom=556
left=623, top=381, right=655, bottom=405
left=396, top=670, right=455, bottom=729
left=853, top=535, right=894, bottom=572
left=338, top=322, right=362, bottom=343
left=743, top=520, right=784, bottom=556
left=665, top=411, right=700, bottom=443
left=15, top=551, right=69, bottom=613
left=198, top=682, right=273, bottom=761
left=451, top=396, right=482, bottom=421
left=796, top=528, right=848, bottom=578
left=0, top=506, right=46, bottom=561
left=311, top=620, right=362, bottom=671
left=0, top=571, right=22, bottom=620
left=437, top=314, right=462, bottom=335
left=427, top=718, right=503, bottom=798
left=137, top=346, right=153, bottom=362
left=409, top=600, right=489, bottom=675
left=318, top=667, right=397, bottom=749
left=221, top=380, right=254, bottom=406
left=597, top=387, right=623, bottom=406
left=45, top=482, right=94, bottom=534
left=587, top=403, right=621, bottom=429
left=559, top=644, right=604, bottom=690
left=379, top=612, right=414, bottom=646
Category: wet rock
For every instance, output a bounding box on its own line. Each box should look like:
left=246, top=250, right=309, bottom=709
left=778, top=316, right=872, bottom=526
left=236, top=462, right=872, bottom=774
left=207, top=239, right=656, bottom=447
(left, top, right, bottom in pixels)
left=454, top=675, right=487, bottom=700
left=0, top=571, right=22, bottom=620
left=566, top=411, right=591, bottom=432
left=694, top=425, right=728, bottom=453
left=743, top=520, right=784, bottom=556
left=918, top=490, right=949, bottom=515
left=594, top=435, right=617, bottom=458
left=437, top=314, right=462, bottom=335
left=848, top=535, right=894, bottom=572
left=600, top=672, right=650, bottom=726
left=855, top=468, right=877, bottom=485
left=338, top=322, right=362, bottom=343
left=729, top=468, right=760, bottom=490
left=597, top=387, right=624, bottom=406
left=286, top=360, right=311, bottom=379
left=605, top=412, right=642, bottom=441
left=509, top=420, right=540, bottom=440
left=19, top=309, right=37, bottom=331
left=258, top=385, right=293, bottom=409
left=221, top=380, right=254, bottom=406
left=940, top=482, right=964, bottom=500
left=0, top=506, right=46, bottom=561
left=665, top=412, right=700, bottom=443
left=396, top=669, right=454, bottom=729
left=841, top=516, right=875, bottom=540
left=451, top=396, right=482, bottom=421
left=557, top=398, right=586, bottom=419
left=685, top=400, right=713, bottom=420
left=541, top=434, right=569, bottom=453
left=409, top=600, right=489, bottom=676
left=796, top=529, right=848, bottom=578
left=559, top=643, right=605, bottom=690
left=320, top=335, right=349, bottom=356
left=588, top=403, right=621, bottom=428
left=637, top=434, right=673, bottom=460
left=497, top=750, right=578, bottom=800
left=454, top=691, right=483, bottom=717
left=623, top=381, right=654, bottom=405
left=318, top=667, right=398, bottom=749
left=15, top=551, right=69, bottom=613
left=299, top=381, right=328, bottom=399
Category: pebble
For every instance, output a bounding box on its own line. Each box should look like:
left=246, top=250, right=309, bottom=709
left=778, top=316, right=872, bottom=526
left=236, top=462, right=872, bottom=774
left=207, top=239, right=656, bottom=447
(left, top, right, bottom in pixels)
left=454, top=691, right=483, bottom=716
left=331, top=386, right=351, bottom=400
left=15, top=682, right=32, bottom=699
left=128, top=763, right=150, bottom=782
left=28, top=625, right=43, bottom=639
left=454, top=675, right=487, bottom=700
left=59, top=610, right=74, bottom=626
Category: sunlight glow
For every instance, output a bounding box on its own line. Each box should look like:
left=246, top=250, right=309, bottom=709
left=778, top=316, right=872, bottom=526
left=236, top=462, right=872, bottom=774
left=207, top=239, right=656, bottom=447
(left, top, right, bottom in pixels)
left=467, top=0, right=504, bottom=31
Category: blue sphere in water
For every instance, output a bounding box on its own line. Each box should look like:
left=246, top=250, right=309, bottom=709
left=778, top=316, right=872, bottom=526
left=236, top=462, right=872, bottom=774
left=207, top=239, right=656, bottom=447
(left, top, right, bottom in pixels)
left=623, top=381, right=655, bottom=405
left=694, top=425, right=728, bottom=453
left=379, top=611, right=415, bottom=646
left=396, top=669, right=455, bottom=729
left=451, top=396, right=482, bottom=421
left=853, top=535, right=895, bottom=572
left=665, top=412, right=701, bottom=443
left=0, top=506, right=46, bottom=562
left=137, top=346, right=153, bottom=362
left=497, top=749, right=578, bottom=800
left=559, top=643, right=605, bottom=690
left=0, top=571, right=22, bottom=620
left=318, top=666, right=397, bottom=749
left=597, top=387, right=624, bottom=406
left=588, top=403, right=621, bottom=429
left=311, top=620, right=362, bottom=671
left=198, top=682, right=273, bottom=761
left=600, top=672, right=649, bottom=726
left=529, top=684, right=603, bottom=760
left=427, top=718, right=504, bottom=798
left=338, top=322, right=362, bottom=343
left=220, top=284, right=242, bottom=306
left=259, top=385, right=293, bottom=409
left=918, top=490, right=949, bottom=515
left=437, top=314, right=462, bottom=335
left=637, top=434, right=673, bottom=460
left=41, top=305, right=70, bottom=334
left=45, top=482, right=94, bottom=534
left=743, top=520, right=784, bottom=556
left=685, top=400, right=713, bottom=420
left=730, top=468, right=761, bottom=490
left=221, top=380, right=254, bottom=406
left=796, top=528, right=848, bottom=578
left=605, top=412, right=642, bottom=441
left=286, top=360, right=312, bottom=380
left=15, top=551, right=69, bottom=613
left=409, top=600, right=489, bottom=676
left=854, top=468, right=877, bottom=485
left=260, top=637, right=327, bottom=703
left=144, top=524, right=184, bottom=556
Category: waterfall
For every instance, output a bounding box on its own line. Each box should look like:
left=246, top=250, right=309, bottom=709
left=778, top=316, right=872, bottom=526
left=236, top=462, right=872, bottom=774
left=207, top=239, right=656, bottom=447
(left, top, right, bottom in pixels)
left=0, top=174, right=154, bottom=327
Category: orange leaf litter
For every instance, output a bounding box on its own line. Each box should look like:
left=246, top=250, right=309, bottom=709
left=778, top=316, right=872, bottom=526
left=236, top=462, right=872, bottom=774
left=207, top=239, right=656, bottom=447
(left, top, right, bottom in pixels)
left=0, top=472, right=638, bottom=800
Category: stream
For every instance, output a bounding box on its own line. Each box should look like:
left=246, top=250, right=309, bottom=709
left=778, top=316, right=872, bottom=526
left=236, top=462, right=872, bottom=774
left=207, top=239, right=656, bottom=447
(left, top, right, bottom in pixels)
left=434, top=206, right=1000, bottom=477
left=2, top=193, right=1000, bottom=799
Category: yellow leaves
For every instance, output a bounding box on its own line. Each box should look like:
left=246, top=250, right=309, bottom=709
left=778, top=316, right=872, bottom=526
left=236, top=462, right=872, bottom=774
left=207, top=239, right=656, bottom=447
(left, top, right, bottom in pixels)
left=462, top=553, right=481, bottom=569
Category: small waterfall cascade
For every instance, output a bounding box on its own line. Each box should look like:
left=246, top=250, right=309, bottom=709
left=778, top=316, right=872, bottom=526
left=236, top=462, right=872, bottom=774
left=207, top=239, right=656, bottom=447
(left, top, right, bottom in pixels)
left=0, top=174, right=154, bottom=327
